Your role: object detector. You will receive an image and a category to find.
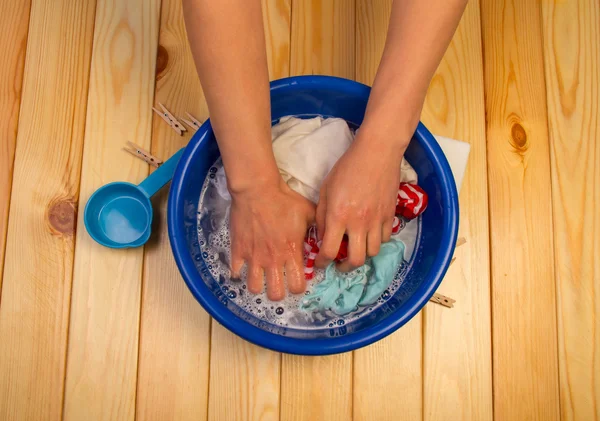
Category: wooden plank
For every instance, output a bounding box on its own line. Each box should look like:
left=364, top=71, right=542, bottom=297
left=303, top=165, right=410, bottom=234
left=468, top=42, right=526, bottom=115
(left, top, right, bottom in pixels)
left=209, top=323, right=283, bottom=421
left=0, top=0, right=97, bottom=419
left=541, top=0, right=600, bottom=419
left=0, top=0, right=31, bottom=294
left=354, top=0, right=392, bottom=84
left=281, top=353, right=353, bottom=421
left=354, top=319, right=422, bottom=421
left=263, top=0, right=292, bottom=81
left=420, top=2, right=493, bottom=420
left=280, top=2, right=354, bottom=420
left=352, top=2, right=423, bottom=420
left=134, top=0, right=211, bottom=419
left=480, top=0, right=561, bottom=419
left=206, top=2, right=290, bottom=420
left=289, top=0, right=355, bottom=79
left=61, top=0, right=161, bottom=420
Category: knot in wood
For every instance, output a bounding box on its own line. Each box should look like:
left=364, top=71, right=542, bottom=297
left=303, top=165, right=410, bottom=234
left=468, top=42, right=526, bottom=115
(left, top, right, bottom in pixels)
left=47, top=200, right=76, bottom=235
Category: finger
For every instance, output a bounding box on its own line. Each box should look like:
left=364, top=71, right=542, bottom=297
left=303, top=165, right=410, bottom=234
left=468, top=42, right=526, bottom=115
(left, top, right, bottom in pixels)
left=315, top=188, right=327, bottom=240
left=305, top=200, right=317, bottom=226
left=338, top=229, right=367, bottom=272
left=266, top=265, right=286, bottom=301
left=285, top=257, right=306, bottom=294
left=382, top=218, right=393, bottom=243
left=315, top=220, right=345, bottom=268
left=315, top=201, right=326, bottom=240
left=230, top=242, right=245, bottom=278
left=246, top=263, right=264, bottom=294
left=367, top=225, right=382, bottom=257
left=230, top=254, right=245, bottom=279
left=336, top=260, right=353, bottom=273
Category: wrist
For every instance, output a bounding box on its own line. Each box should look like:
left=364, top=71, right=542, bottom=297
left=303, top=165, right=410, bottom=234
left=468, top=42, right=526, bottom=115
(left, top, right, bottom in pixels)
left=355, top=119, right=412, bottom=160
left=225, top=160, right=281, bottom=196
left=361, top=72, right=425, bottom=151
left=361, top=101, right=420, bottom=144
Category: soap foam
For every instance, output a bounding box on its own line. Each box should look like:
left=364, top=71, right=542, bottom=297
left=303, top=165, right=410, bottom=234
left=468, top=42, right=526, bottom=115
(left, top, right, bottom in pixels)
left=197, top=158, right=420, bottom=330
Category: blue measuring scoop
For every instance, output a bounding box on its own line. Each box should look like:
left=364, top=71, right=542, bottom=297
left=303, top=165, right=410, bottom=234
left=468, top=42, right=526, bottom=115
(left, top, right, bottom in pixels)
left=84, top=148, right=184, bottom=248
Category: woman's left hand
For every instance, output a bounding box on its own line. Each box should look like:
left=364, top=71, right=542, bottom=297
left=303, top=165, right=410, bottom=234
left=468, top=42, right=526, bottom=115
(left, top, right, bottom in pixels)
left=315, top=128, right=407, bottom=272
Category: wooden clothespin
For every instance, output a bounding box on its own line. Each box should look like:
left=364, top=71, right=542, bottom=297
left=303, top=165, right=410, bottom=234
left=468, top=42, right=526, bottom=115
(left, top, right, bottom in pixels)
left=123, top=141, right=163, bottom=167
left=180, top=112, right=202, bottom=131
left=428, top=237, right=466, bottom=308
left=153, top=103, right=186, bottom=135
left=430, top=293, right=456, bottom=308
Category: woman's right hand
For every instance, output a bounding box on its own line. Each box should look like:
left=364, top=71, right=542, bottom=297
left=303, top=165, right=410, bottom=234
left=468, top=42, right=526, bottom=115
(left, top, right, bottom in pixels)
left=229, top=179, right=316, bottom=301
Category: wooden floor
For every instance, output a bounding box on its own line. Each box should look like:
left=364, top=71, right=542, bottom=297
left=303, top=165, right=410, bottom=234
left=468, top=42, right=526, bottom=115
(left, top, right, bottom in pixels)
left=0, top=0, right=598, bottom=419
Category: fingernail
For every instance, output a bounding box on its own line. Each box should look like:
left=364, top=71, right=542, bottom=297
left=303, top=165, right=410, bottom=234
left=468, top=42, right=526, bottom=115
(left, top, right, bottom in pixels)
left=267, top=290, right=285, bottom=301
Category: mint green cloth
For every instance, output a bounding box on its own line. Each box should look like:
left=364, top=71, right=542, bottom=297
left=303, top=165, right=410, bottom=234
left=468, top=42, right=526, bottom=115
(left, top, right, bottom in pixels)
left=300, top=240, right=406, bottom=315
left=359, top=239, right=405, bottom=306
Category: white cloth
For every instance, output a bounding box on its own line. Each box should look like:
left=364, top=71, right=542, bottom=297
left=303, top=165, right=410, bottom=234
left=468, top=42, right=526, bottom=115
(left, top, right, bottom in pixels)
left=215, top=116, right=417, bottom=203
left=214, top=116, right=469, bottom=201
left=271, top=116, right=354, bottom=203
left=433, top=135, right=470, bottom=192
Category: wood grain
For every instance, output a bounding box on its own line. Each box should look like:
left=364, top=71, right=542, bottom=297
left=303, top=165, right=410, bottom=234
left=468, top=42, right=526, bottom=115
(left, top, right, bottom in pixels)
left=289, top=0, right=355, bottom=79
left=481, top=0, right=561, bottom=419
left=206, top=2, right=290, bottom=420
left=0, top=0, right=97, bottom=419
left=281, top=353, right=353, bottom=421
left=62, top=0, right=161, bottom=420
left=541, top=0, right=600, bottom=419
left=353, top=2, right=423, bottom=420
left=134, top=0, right=211, bottom=419
left=354, top=318, right=423, bottom=421
left=354, top=0, right=391, bottom=84
left=263, top=0, right=292, bottom=80
left=2, top=0, right=599, bottom=418
left=209, top=323, right=282, bottom=421
left=0, top=0, right=31, bottom=294
left=420, top=2, right=493, bottom=421
left=281, top=2, right=354, bottom=420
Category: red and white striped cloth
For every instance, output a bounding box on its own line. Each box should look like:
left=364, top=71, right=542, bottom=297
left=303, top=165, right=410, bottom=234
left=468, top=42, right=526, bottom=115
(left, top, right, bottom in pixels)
left=303, top=226, right=320, bottom=280
left=303, top=183, right=428, bottom=280
left=303, top=227, right=349, bottom=280
left=396, top=183, right=428, bottom=220
left=392, top=216, right=402, bottom=234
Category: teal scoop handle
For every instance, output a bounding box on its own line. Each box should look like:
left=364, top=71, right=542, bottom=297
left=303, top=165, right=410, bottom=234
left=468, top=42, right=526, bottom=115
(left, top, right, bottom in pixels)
left=138, top=148, right=184, bottom=197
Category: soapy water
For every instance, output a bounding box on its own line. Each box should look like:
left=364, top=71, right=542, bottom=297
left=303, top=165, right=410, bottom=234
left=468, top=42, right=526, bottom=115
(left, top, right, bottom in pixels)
left=197, top=158, right=421, bottom=330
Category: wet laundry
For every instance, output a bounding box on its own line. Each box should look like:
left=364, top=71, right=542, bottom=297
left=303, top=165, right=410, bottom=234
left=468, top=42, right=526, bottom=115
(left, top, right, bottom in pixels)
left=214, top=116, right=418, bottom=203
left=300, top=239, right=406, bottom=315
left=214, top=116, right=428, bottom=316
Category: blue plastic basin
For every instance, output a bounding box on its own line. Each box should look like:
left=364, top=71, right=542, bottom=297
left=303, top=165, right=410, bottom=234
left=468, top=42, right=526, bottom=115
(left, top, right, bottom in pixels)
left=168, top=75, right=459, bottom=355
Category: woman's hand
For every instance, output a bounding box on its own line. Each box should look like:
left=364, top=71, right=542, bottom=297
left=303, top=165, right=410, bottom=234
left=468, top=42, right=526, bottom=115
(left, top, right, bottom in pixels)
left=315, top=129, right=407, bottom=272
left=229, top=179, right=316, bottom=301
left=310, top=0, right=467, bottom=274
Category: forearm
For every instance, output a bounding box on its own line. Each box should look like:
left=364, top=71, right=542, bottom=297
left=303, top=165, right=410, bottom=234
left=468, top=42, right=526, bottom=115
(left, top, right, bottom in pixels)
left=183, top=0, right=279, bottom=192
left=361, top=0, right=468, bottom=149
